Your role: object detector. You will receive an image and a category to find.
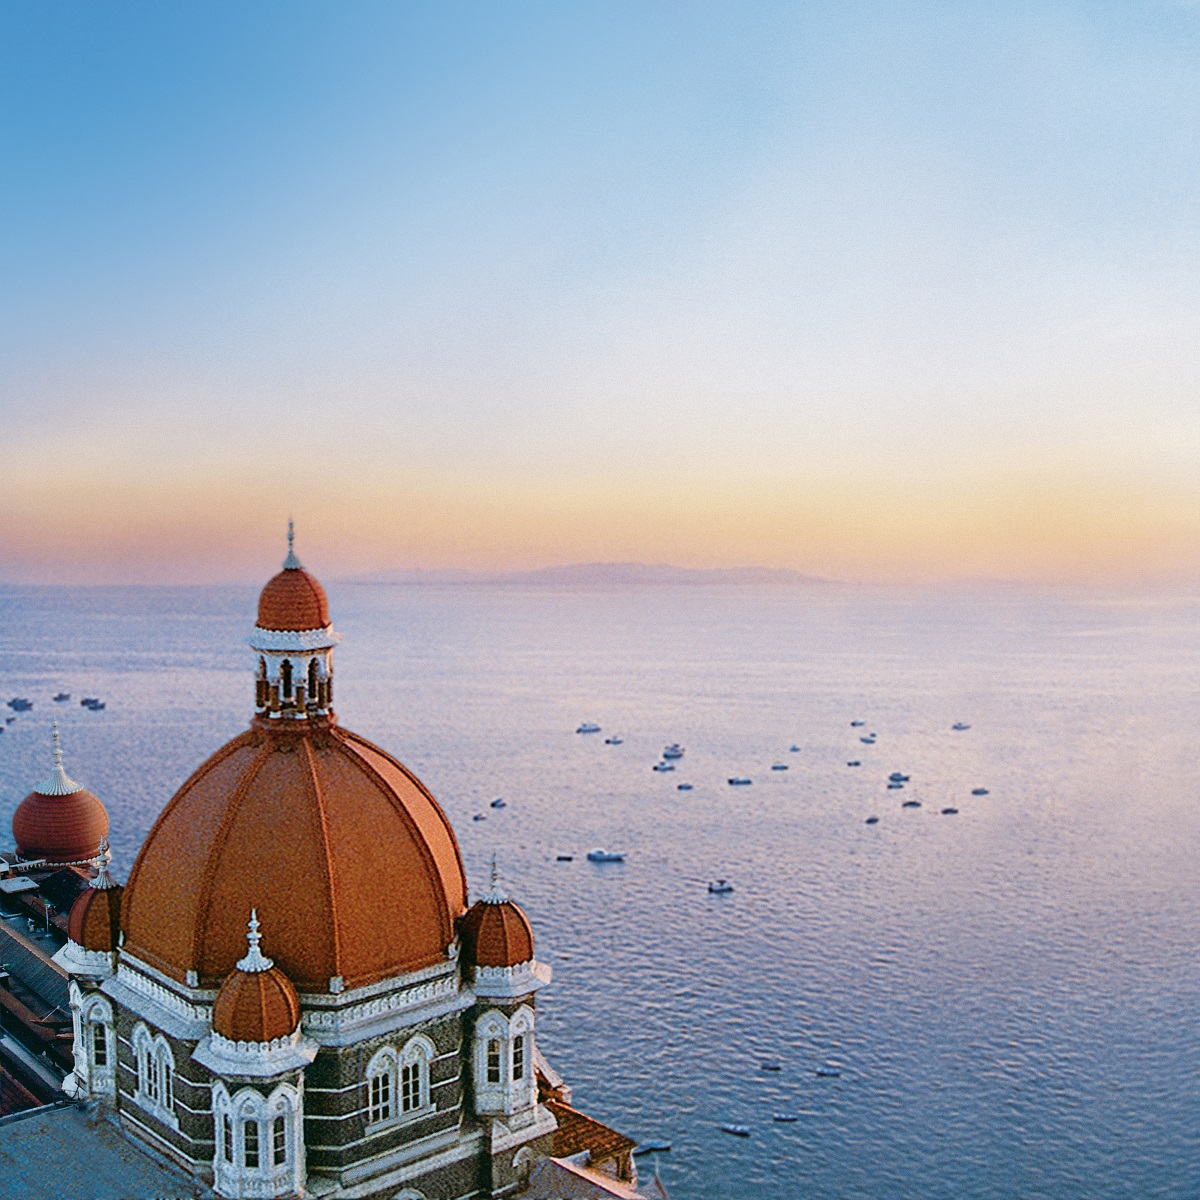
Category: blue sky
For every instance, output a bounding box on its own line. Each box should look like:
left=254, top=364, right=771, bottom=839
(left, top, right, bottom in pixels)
left=3, top=2, right=1199, bottom=582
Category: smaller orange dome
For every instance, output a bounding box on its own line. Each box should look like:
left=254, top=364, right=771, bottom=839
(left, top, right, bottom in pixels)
left=256, top=567, right=330, bottom=632
left=213, top=912, right=301, bottom=1045
left=67, top=840, right=123, bottom=952
left=12, top=728, right=108, bottom=864
left=459, top=877, right=535, bottom=969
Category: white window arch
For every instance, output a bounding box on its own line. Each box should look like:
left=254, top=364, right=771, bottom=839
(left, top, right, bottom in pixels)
left=72, top=988, right=115, bottom=1099
left=398, top=1034, right=434, bottom=1115
left=213, top=1081, right=304, bottom=1199
left=366, top=1046, right=397, bottom=1127
left=131, top=1022, right=177, bottom=1128
left=473, top=1007, right=537, bottom=1117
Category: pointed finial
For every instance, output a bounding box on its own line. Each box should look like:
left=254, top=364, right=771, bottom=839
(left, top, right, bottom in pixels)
left=90, top=836, right=118, bottom=890
left=36, top=722, right=83, bottom=797
left=236, top=907, right=274, bottom=973
left=482, top=853, right=508, bottom=904
left=283, top=518, right=301, bottom=570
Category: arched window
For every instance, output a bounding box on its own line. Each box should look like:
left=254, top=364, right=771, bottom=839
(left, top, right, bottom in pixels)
left=91, top=1022, right=107, bottom=1068
left=486, top=1039, right=501, bottom=1084
left=367, top=1047, right=397, bottom=1126
left=258, top=657, right=267, bottom=679
left=156, top=1044, right=174, bottom=1111
left=132, top=1024, right=176, bottom=1126
left=399, top=1035, right=433, bottom=1114
left=222, top=1114, right=233, bottom=1162
left=272, top=1114, right=287, bottom=1166
left=307, top=658, right=318, bottom=698
left=244, top=1117, right=260, bottom=1168
left=281, top=659, right=293, bottom=698
left=511, top=1033, right=525, bottom=1082
left=134, top=1024, right=154, bottom=1102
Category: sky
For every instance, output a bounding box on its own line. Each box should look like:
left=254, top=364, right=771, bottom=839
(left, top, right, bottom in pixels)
left=3, top=0, right=1200, bottom=584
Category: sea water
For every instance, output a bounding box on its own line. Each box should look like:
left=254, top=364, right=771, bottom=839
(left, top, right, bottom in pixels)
left=0, top=581, right=1198, bottom=1199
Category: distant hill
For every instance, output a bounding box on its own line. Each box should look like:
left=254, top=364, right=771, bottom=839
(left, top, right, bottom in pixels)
left=350, top=562, right=831, bottom=586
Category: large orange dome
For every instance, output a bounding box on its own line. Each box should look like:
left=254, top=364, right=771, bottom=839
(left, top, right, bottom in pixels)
left=120, top=720, right=468, bottom=991
left=256, top=566, right=330, bottom=632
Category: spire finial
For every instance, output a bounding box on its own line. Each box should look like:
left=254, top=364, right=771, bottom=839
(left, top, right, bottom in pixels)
left=483, top=853, right=508, bottom=904
left=283, top=518, right=301, bottom=570
left=90, top=835, right=118, bottom=890
left=36, top=722, right=83, bottom=797
left=237, top=907, right=274, bottom=973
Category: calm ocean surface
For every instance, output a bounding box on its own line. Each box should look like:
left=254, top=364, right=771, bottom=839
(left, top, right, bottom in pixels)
left=1, top=581, right=1198, bottom=1199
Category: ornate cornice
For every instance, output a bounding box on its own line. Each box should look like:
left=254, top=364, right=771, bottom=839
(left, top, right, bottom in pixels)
left=193, top=1027, right=318, bottom=1078
left=473, top=959, right=552, bottom=999
left=248, top=626, right=342, bottom=653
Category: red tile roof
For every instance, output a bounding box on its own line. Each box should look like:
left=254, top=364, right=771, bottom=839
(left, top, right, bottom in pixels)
left=546, top=1099, right=636, bottom=1164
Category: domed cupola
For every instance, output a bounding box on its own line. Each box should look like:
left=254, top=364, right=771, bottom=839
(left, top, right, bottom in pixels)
left=120, top=542, right=468, bottom=993
left=67, top=837, right=123, bottom=953
left=12, top=724, right=108, bottom=863
left=212, top=911, right=301, bottom=1046
left=249, top=521, right=342, bottom=721
left=459, top=867, right=535, bottom=969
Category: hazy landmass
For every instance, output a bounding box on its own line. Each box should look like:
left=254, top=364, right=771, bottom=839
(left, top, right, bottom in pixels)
left=349, top=562, right=832, bottom=586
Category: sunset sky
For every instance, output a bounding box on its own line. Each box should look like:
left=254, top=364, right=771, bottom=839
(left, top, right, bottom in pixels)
left=3, top=2, right=1200, bottom=584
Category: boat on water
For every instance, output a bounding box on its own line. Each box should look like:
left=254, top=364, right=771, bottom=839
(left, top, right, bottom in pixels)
left=847, top=760, right=861, bottom=767
left=860, top=736, right=876, bottom=744
left=662, top=744, right=684, bottom=759
left=556, top=854, right=574, bottom=862
left=677, top=783, right=693, bottom=791
left=773, top=1113, right=799, bottom=1123
left=576, top=723, right=601, bottom=734
left=850, top=720, right=865, bottom=727
left=490, top=798, right=506, bottom=808
left=942, top=807, right=959, bottom=815
left=902, top=800, right=921, bottom=808
left=472, top=814, right=486, bottom=822
left=759, top=1061, right=781, bottom=1071
left=789, top=745, right=800, bottom=752
left=632, top=1141, right=672, bottom=1156
left=771, top=763, right=788, bottom=771
left=708, top=880, right=734, bottom=894
left=52, top=693, right=70, bottom=702
left=865, top=816, right=879, bottom=825
left=971, top=788, right=989, bottom=796
left=7, top=698, right=32, bottom=712
left=604, top=737, right=623, bottom=745
left=887, top=782, right=904, bottom=790
left=952, top=722, right=971, bottom=731
left=888, top=772, right=910, bottom=782
left=816, top=1066, right=841, bottom=1078
left=652, top=762, right=675, bottom=772
left=719, top=1124, right=751, bottom=1138
left=586, top=849, right=625, bottom=863
left=81, top=698, right=105, bottom=710
left=728, top=777, right=752, bottom=786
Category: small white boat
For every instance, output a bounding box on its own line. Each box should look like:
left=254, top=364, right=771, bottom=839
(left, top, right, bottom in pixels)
left=576, top=723, right=601, bottom=734
left=490, top=798, right=507, bottom=809
left=952, top=722, right=971, bottom=731
left=708, top=880, right=734, bottom=894
left=632, top=1140, right=672, bottom=1155
left=816, top=1066, right=841, bottom=1078
left=773, top=1113, right=799, bottom=1123
left=662, top=744, right=684, bottom=759
left=604, top=736, right=623, bottom=745
left=728, top=777, right=752, bottom=786
left=771, top=764, right=788, bottom=771
left=472, top=814, right=486, bottom=822
left=719, top=1124, right=751, bottom=1137
left=850, top=720, right=865, bottom=727
left=653, top=762, right=675, bottom=772
left=587, top=849, right=625, bottom=863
